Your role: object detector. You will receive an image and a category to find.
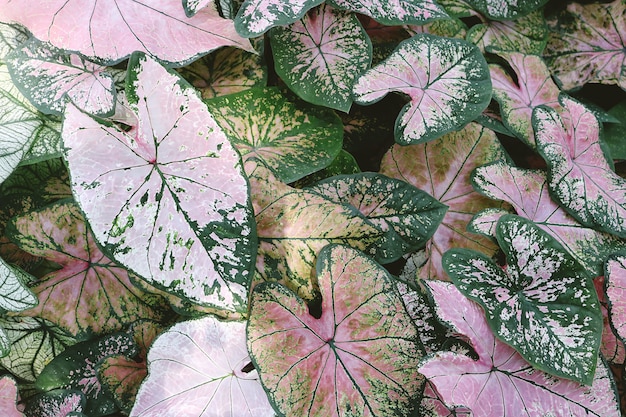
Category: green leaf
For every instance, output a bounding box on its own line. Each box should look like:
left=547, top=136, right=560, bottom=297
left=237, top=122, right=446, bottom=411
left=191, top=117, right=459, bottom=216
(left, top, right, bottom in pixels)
left=449, top=0, right=549, bottom=20
left=443, top=215, right=602, bottom=385
left=0, top=257, right=37, bottom=313
left=603, top=100, right=626, bottom=160
left=234, top=0, right=324, bottom=37
left=206, top=87, right=343, bottom=183
left=270, top=4, right=371, bottom=112
left=328, top=0, right=449, bottom=25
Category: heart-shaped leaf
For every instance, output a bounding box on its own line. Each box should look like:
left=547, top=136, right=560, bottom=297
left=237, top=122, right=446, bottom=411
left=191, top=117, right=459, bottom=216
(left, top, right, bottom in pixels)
left=544, top=0, right=626, bottom=91
left=443, top=214, right=602, bottom=384
left=248, top=244, right=424, bottom=417
left=472, top=161, right=626, bottom=276
left=131, top=316, right=274, bottom=417
left=6, top=200, right=170, bottom=338
left=534, top=94, right=626, bottom=238
left=234, top=0, right=324, bottom=37
left=489, top=52, right=561, bottom=147
left=0, top=0, right=253, bottom=66
left=353, top=33, right=491, bottom=145
left=24, top=390, right=85, bottom=417
left=62, top=53, right=256, bottom=313
left=419, top=280, right=620, bottom=416
left=328, top=0, right=448, bottom=25
left=379, top=122, right=506, bottom=280
left=206, top=87, right=342, bottom=183
left=270, top=4, right=371, bottom=112
left=308, top=172, right=447, bottom=262
left=0, top=375, right=24, bottom=417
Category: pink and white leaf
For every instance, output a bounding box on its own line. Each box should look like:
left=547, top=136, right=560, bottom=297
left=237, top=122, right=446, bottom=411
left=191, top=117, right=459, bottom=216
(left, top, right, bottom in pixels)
left=25, top=390, right=85, bottom=417
left=234, top=0, right=324, bottom=37
left=594, top=275, right=626, bottom=365
left=0, top=375, right=24, bottom=417
left=605, top=255, right=626, bottom=349
left=419, top=280, right=621, bottom=417
left=62, top=53, right=256, bottom=313
left=131, top=317, right=273, bottom=417
left=353, top=34, right=491, bottom=145
left=248, top=244, right=423, bottom=417
left=0, top=0, right=253, bottom=66
left=328, top=0, right=448, bottom=25
left=534, top=94, right=626, bottom=238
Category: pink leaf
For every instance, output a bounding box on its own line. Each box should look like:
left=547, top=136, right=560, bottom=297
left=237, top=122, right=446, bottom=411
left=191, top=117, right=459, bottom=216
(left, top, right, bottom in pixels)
left=328, top=0, right=448, bottom=25
left=606, top=256, right=626, bottom=348
left=594, top=275, right=626, bottom=365
left=0, top=375, right=24, bottom=417
left=131, top=317, right=274, bottom=417
left=248, top=244, right=423, bottom=417
left=419, top=280, right=621, bottom=417
left=0, top=0, right=253, bottom=66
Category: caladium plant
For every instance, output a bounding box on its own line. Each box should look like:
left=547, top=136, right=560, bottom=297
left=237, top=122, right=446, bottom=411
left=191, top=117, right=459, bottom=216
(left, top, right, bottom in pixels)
left=0, top=0, right=625, bottom=415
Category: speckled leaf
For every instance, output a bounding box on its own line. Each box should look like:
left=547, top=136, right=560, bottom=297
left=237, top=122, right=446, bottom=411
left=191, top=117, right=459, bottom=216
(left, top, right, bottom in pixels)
left=380, top=122, right=506, bottom=280
left=130, top=316, right=274, bottom=417
left=489, top=52, right=560, bottom=147
left=248, top=244, right=423, bottom=417
left=0, top=375, right=24, bottom=417
left=0, top=257, right=37, bottom=313
left=544, top=0, right=626, bottom=91
left=206, top=87, right=342, bottom=183
left=249, top=160, right=383, bottom=301
left=467, top=207, right=509, bottom=238
left=270, top=4, right=371, bottom=112
left=63, top=53, right=256, bottom=313
left=24, top=390, right=85, bottom=417
left=462, top=0, right=548, bottom=20
left=419, top=280, right=620, bottom=417
left=308, top=172, right=447, bottom=262
left=182, top=0, right=212, bottom=16
left=595, top=275, right=625, bottom=365
left=404, top=17, right=467, bottom=39
left=353, top=34, right=491, bottom=145
left=177, top=41, right=266, bottom=99
left=36, top=332, right=136, bottom=416
left=6, top=200, right=169, bottom=338
left=328, top=0, right=448, bottom=26
left=234, top=0, right=324, bottom=37
left=606, top=255, right=626, bottom=347
left=443, top=215, right=602, bottom=384
left=534, top=95, right=626, bottom=238
left=6, top=38, right=115, bottom=116
left=0, top=317, right=78, bottom=383
left=466, top=9, right=547, bottom=54
left=0, top=0, right=253, bottom=66
left=472, top=161, right=626, bottom=277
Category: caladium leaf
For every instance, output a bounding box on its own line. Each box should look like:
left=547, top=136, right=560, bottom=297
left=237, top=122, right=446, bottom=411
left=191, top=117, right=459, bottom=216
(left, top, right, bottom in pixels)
left=419, top=280, right=620, bottom=417
left=249, top=159, right=383, bottom=301
left=24, top=390, right=85, bottom=417
left=420, top=381, right=471, bottom=417
left=131, top=316, right=274, bottom=417
left=489, top=52, right=561, bottom=147
left=472, top=161, right=626, bottom=277
left=0, top=0, right=253, bottom=67
left=604, top=100, right=626, bottom=160
left=308, top=172, right=447, bottom=262
left=248, top=244, right=424, bottom=417
left=595, top=275, right=626, bottom=365
left=443, top=214, right=602, bottom=384
left=234, top=0, right=324, bottom=37
left=380, top=122, right=506, bottom=280
left=353, top=33, right=491, bottom=145
left=6, top=200, right=170, bottom=338
left=405, top=17, right=467, bottom=40
left=36, top=332, right=136, bottom=416
left=0, top=375, right=24, bottom=417
left=606, top=255, right=626, bottom=347
left=182, top=0, right=212, bottom=16
left=534, top=94, right=626, bottom=238
left=206, top=87, right=342, bottom=183
left=62, top=53, right=256, bottom=313
left=439, top=0, right=548, bottom=21
left=328, top=0, right=448, bottom=25
left=467, top=207, right=509, bottom=239
left=270, top=4, right=371, bottom=112
left=0, top=257, right=37, bottom=314
left=544, top=0, right=626, bottom=91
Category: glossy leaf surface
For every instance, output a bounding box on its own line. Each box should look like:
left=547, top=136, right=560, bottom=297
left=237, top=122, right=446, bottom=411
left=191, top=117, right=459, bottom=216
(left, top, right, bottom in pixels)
left=206, top=87, right=342, bottom=183
left=234, top=0, right=324, bottom=37
left=131, top=316, right=274, bottom=417
left=63, top=53, right=256, bottom=313
left=419, top=280, right=620, bottom=416
left=535, top=95, right=626, bottom=238
left=0, top=375, right=24, bottom=417
left=328, top=0, right=448, bottom=25
left=248, top=244, right=423, bottom=417
left=0, top=0, right=253, bottom=66
left=270, top=4, right=371, bottom=112
left=380, top=122, right=506, bottom=280
left=353, top=34, right=491, bottom=145
left=443, top=215, right=602, bottom=384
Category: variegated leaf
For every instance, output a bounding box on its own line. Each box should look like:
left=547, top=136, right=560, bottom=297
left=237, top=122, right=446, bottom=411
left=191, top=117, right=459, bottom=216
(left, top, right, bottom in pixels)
left=0, top=257, right=37, bottom=314
left=443, top=215, right=602, bottom=384
left=606, top=255, right=626, bottom=348
left=467, top=207, right=509, bottom=238
left=534, top=94, right=626, bottom=238
left=380, top=122, right=506, bottom=280
left=206, top=87, right=342, bottom=183
left=182, top=0, right=212, bottom=16
left=441, top=0, right=548, bottom=20
left=248, top=244, right=423, bottom=417
left=545, top=0, right=626, bottom=91
left=404, top=17, right=467, bottom=39
left=419, top=280, right=620, bottom=416
left=595, top=275, right=626, bottom=365
left=62, top=53, right=256, bottom=313
left=0, top=0, right=253, bottom=66
left=24, top=390, right=85, bottom=417
left=0, top=375, right=24, bottom=417
left=270, top=4, right=371, bottom=112
left=353, top=34, right=491, bottom=145
left=234, top=0, right=324, bottom=37
left=489, top=52, right=561, bottom=147
left=328, top=0, right=448, bottom=25
left=472, top=161, right=626, bottom=277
